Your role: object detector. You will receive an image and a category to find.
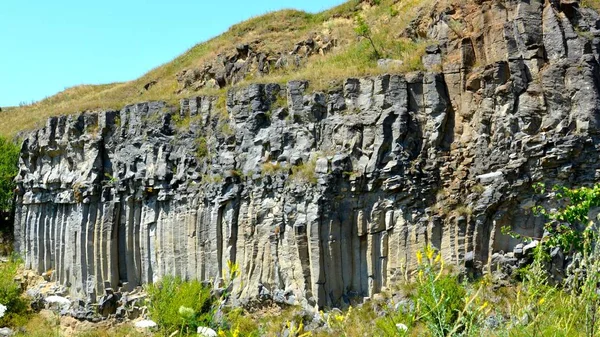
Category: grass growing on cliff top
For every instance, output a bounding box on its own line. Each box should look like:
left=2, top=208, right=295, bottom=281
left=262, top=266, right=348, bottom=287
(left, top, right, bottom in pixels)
left=0, top=0, right=435, bottom=138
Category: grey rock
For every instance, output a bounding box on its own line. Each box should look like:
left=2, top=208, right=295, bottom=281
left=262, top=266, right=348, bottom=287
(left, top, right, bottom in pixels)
left=13, top=1, right=600, bottom=309
left=377, top=59, right=404, bottom=69
left=523, top=240, right=540, bottom=256
left=513, top=244, right=524, bottom=258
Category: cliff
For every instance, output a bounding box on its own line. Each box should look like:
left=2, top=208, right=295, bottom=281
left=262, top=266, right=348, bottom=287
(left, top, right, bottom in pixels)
left=13, top=0, right=600, bottom=308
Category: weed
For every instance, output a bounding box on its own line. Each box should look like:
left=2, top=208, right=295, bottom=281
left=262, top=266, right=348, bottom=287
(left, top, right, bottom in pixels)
left=289, top=159, right=318, bottom=185
left=262, top=162, right=288, bottom=176
left=471, top=184, right=485, bottom=194
left=146, top=276, right=215, bottom=335
left=354, top=15, right=381, bottom=59
left=454, top=204, right=472, bottom=217
left=0, top=255, right=30, bottom=328
left=218, top=122, right=234, bottom=137
left=0, top=137, right=19, bottom=214
left=196, top=136, right=209, bottom=159
left=202, top=174, right=224, bottom=184
left=104, top=173, right=118, bottom=185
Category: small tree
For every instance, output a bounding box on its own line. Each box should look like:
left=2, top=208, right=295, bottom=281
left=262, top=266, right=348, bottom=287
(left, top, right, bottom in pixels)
left=354, top=15, right=381, bottom=59
left=0, top=137, right=19, bottom=223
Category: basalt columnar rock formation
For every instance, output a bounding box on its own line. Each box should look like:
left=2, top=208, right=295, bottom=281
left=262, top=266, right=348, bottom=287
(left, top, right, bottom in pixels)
left=13, top=0, right=600, bottom=308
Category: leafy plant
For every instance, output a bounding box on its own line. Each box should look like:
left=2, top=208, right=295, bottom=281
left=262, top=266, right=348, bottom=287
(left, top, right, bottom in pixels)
left=0, top=255, right=30, bottom=328
left=146, top=276, right=215, bottom=336
left=354, top=15, right=381, bottom=59
left=534, top=183, right=600, bottom=254
left=104, top=173, right=118, bottom=185
left=196, top=136, right=209, bottom=159
left=0, top=137, right=20, bottom=215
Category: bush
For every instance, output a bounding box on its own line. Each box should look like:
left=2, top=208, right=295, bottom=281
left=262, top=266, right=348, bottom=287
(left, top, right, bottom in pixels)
left=0, top=137, right=19, bottom=214
left=0, top=256, right=30, bottom=328
left=196, top=137, right=209, bottom=159
left=146, top=276, right=215, bottom=336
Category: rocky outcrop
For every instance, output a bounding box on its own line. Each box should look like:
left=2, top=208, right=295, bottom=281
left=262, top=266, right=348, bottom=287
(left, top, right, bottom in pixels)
left=13, top=0, right=600, bottom=308
left=176, top=34, right=337, bottom=92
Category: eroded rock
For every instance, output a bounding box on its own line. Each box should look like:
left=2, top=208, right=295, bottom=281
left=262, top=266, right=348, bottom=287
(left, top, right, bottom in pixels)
left=13, top=0, right=600, bottom=309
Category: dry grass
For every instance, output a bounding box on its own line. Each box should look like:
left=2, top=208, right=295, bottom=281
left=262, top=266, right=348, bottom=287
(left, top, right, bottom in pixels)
left=582, top=0, right=600, bottom=12
left=1, top=0, right=435, bottom=138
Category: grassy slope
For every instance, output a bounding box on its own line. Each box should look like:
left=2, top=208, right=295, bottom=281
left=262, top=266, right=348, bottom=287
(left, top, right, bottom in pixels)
left=0, top=0, right=434, bottom=138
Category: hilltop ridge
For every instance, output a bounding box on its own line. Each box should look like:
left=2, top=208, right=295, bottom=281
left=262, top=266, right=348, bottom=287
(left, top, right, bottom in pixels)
left=0, top=0, right=435, bottom=137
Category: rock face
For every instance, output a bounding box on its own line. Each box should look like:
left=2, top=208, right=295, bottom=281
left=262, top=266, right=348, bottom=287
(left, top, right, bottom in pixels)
left=175, top=34, right=337, bottom=92
left=13, top=0, right=600, bottom=308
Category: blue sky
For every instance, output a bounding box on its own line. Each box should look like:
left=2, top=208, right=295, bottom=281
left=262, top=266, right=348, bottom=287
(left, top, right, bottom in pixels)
left=0, top=0, right=346, bottom=107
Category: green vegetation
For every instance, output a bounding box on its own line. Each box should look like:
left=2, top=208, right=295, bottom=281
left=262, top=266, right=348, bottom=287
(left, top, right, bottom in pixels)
left=582, top=0, right=600, bottom=12
left=146, top=276, right=215, bottom=336
left=195, top=136, right=209, bottom=159
left=0, top=137, right=20, bottom=213
left=354, top=15, right=381, bottom=59
left=0, top=137, right=19, bottom=254
left=289, top=159, right=318, bottom=185
left=531, top=183, right=600, bottom=254
left=0, top=256, right=30, bottom=328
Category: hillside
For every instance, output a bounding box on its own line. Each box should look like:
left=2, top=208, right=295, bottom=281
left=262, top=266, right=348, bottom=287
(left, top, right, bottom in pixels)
left=0, top=0, right=437, bottom=138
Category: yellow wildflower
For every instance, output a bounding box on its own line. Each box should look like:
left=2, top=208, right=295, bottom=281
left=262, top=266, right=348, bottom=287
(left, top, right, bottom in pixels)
left=297, top=321, right=304, bottom=333
left=538, top=298, right=545, bottom=305
left=416, top=250, right=423, bottom=264
left=426, top=246, right=434, bottom=261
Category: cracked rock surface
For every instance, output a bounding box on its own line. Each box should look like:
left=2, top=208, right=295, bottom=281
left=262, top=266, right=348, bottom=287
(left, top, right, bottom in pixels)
left=13, top=0, right=600, bottom=308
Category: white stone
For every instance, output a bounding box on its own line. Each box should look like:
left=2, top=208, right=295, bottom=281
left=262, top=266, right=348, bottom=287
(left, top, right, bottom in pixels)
left=45, top=296, right=71, bottom=309
left=197, top=326, right=217, bottom=337
left=0, top=327, right=14, bottom=337
left=477, top=171, right=503, bottom=183
left=134, top=320, right=157, bottom=329
left=0, top=303, right=6, bottom=318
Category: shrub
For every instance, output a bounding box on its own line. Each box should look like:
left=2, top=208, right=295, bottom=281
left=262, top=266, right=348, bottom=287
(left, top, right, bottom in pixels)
left=414, top=247, right=466, bottom=336
left=0, top=137, right=19, bottom=215
left=196, top=137, right=209, bottom=159
left=146, top=276, right=215, bottom=336
left=354, top=15, right=381, bottom=59
left=0, top=256, right=30, bottom=328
